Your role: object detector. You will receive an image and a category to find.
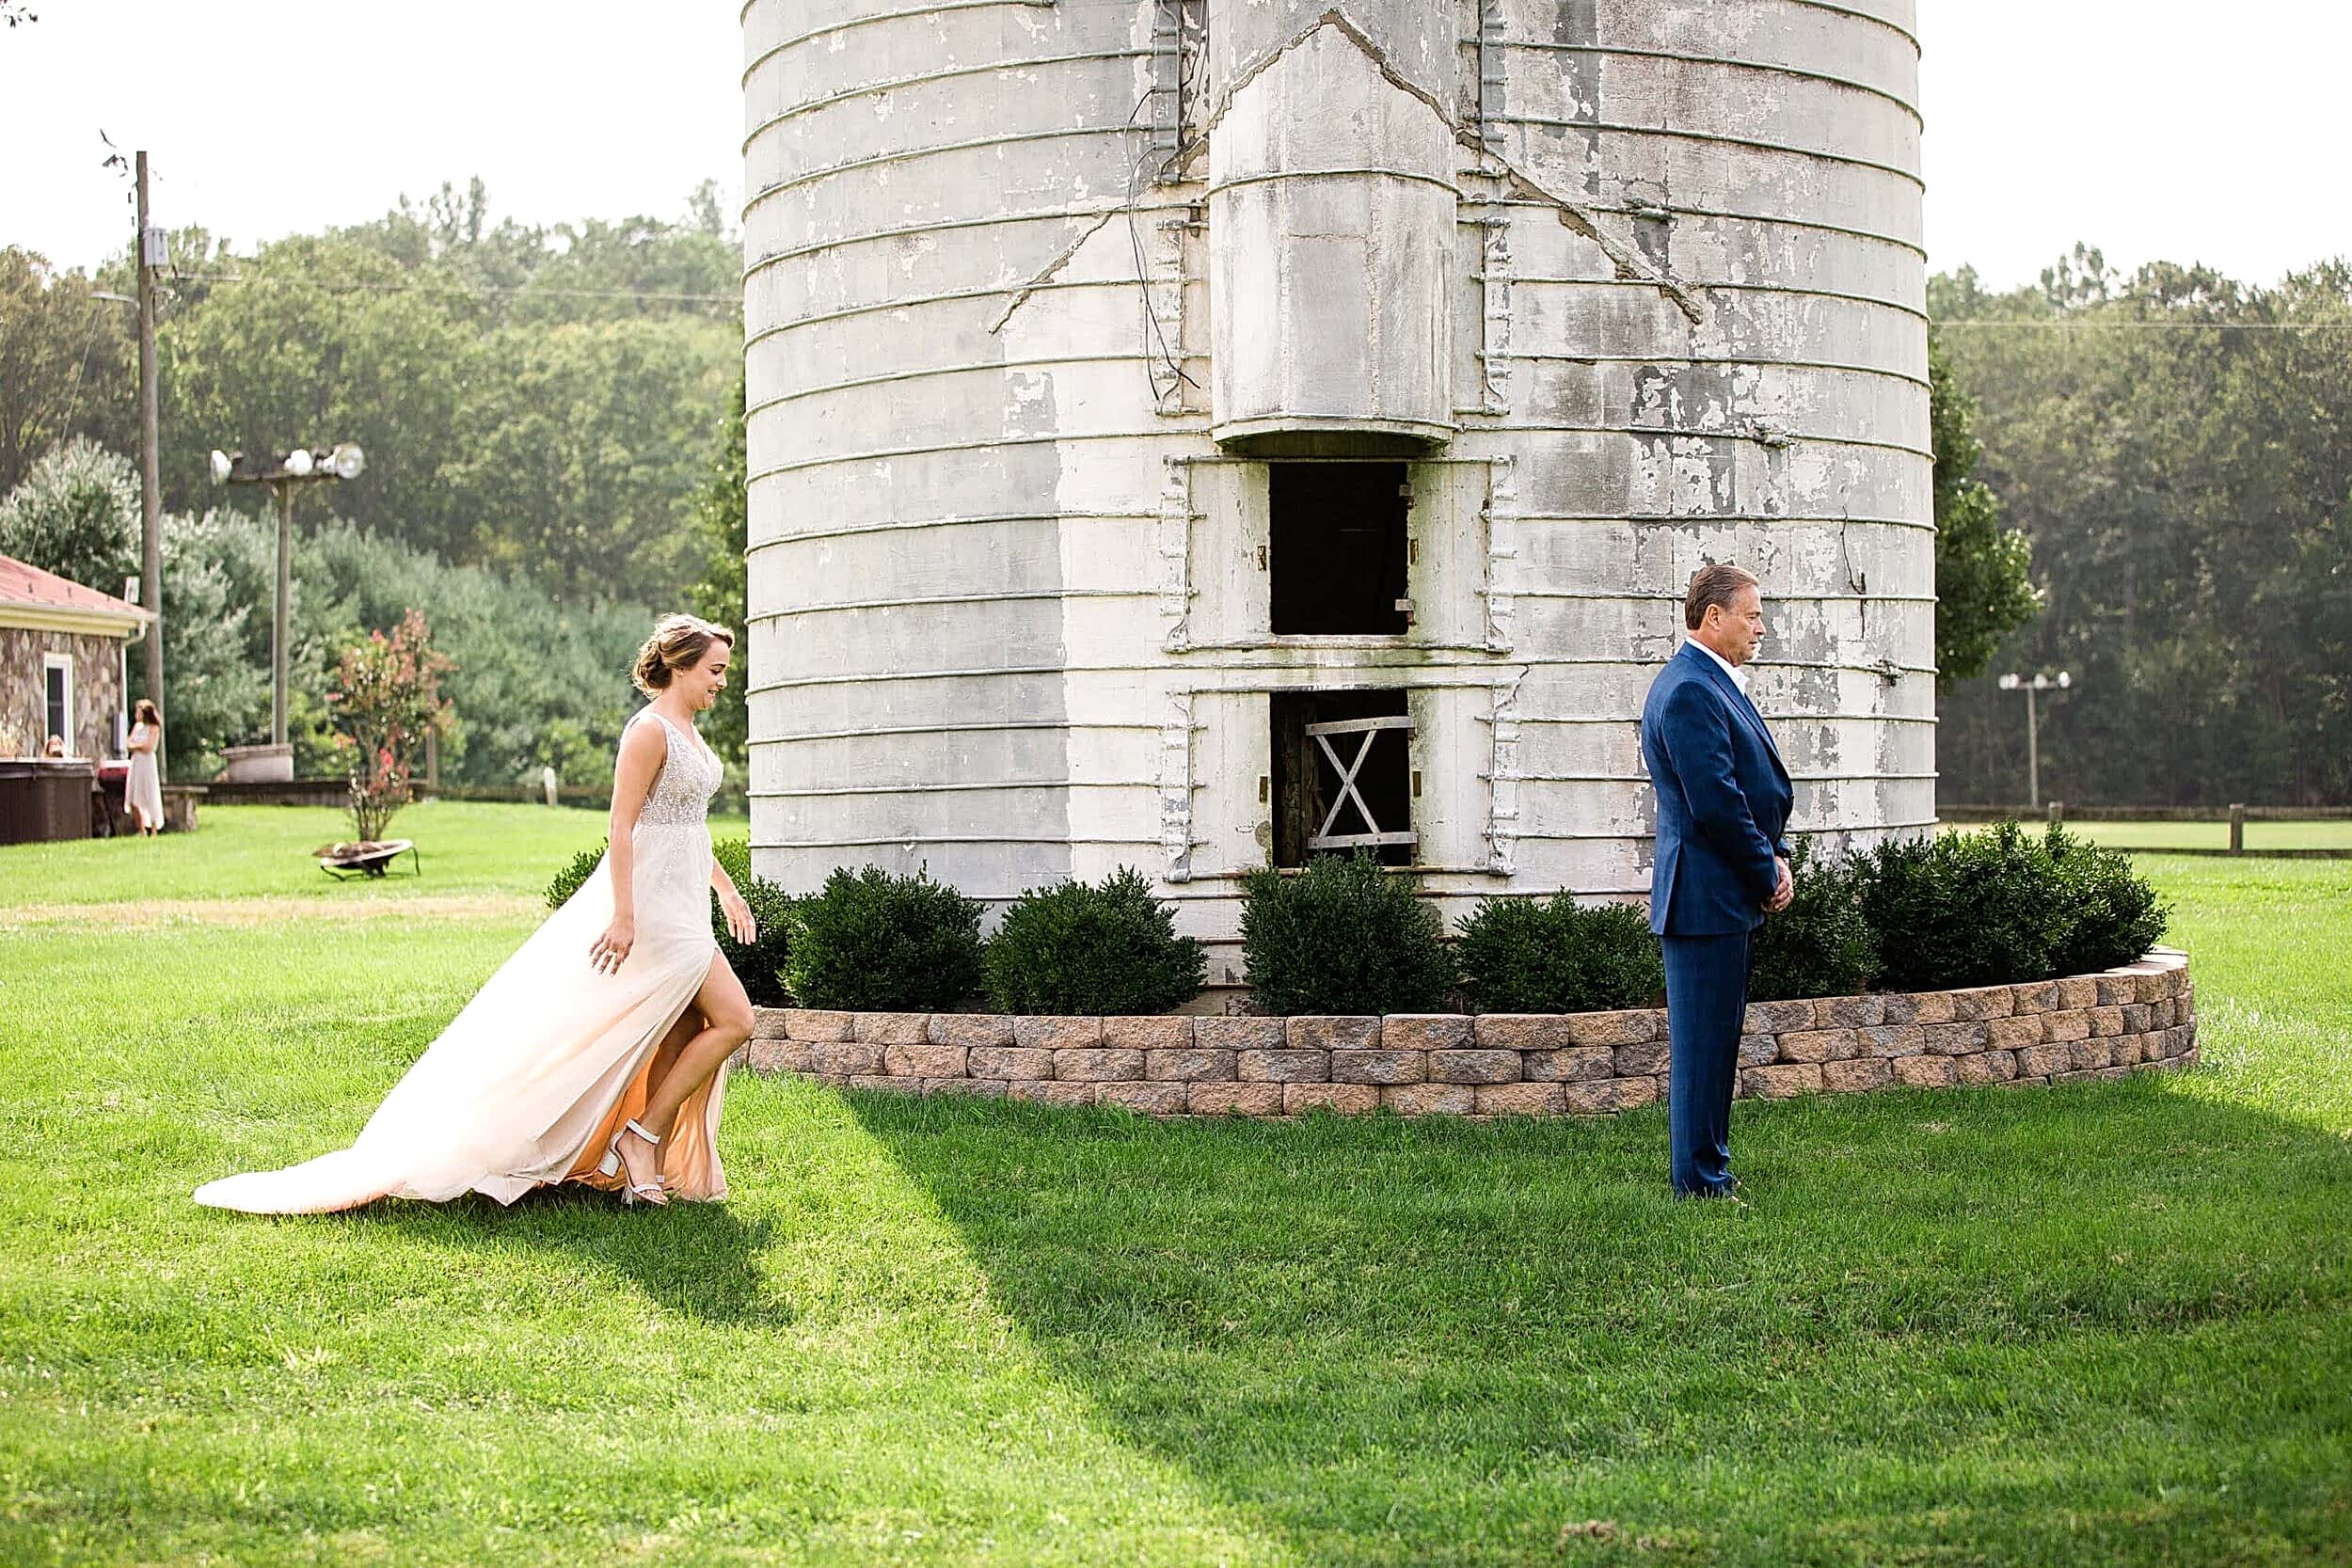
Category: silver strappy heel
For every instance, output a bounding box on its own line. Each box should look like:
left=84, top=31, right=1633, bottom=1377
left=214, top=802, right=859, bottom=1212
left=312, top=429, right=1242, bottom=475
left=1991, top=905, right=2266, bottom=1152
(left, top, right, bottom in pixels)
left=596, top=1117, right=669, bottom=1206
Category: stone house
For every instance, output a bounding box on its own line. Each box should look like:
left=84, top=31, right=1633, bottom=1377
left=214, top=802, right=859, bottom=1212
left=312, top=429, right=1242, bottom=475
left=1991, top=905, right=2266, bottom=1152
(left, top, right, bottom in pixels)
left=0, top=553, right=151, bottom=760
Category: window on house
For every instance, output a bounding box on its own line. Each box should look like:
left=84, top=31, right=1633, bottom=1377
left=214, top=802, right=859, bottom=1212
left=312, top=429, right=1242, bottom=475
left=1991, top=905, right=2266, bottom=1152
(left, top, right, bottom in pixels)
left=43, top=657, right=72, bottom=756
left=1270, top=689, right=1415, bottom=867
left=1268, top=462, right=1410, bottom=635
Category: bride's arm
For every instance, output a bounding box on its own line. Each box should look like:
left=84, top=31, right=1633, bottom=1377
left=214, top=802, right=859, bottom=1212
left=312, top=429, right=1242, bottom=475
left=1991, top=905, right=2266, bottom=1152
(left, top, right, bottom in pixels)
left=590, top=721, right=667, bottom=974
left=710, top=852, right=755, bottom=943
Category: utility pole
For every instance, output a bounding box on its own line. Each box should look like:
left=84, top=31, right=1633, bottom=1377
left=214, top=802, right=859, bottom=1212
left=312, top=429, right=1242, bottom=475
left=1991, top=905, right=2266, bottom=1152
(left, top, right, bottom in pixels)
left=134, top=152, right=165, bottom=754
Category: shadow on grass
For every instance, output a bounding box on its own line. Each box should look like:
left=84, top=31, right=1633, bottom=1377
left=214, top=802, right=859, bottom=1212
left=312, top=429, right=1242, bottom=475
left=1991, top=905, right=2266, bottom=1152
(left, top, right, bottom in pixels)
left=849, top=1075, right=2352, bottom=1564
left=356, top=1183, right=790, bottom=1326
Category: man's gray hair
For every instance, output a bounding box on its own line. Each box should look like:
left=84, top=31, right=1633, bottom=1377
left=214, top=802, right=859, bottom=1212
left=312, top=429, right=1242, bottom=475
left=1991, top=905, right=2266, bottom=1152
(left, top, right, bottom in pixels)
left=1684, top=563, right=1759, bottom=631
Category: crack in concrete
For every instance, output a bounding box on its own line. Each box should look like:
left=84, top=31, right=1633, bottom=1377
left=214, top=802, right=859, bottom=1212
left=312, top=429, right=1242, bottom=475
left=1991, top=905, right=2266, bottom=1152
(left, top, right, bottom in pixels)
left=1200, top=8, right=1455, bottom=137
left=1187, top=6, right=1703, bottom=326
left=990, top=209, right=1121, bottom=334
left=1477, top=156, right=1703, bottom=325
left=996, top=8, right=1703, bottom=348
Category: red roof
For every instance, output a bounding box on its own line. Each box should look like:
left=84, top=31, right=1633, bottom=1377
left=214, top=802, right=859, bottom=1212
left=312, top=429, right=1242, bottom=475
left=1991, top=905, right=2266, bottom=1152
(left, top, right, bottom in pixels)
left=0, top=552, right=151, bottom=622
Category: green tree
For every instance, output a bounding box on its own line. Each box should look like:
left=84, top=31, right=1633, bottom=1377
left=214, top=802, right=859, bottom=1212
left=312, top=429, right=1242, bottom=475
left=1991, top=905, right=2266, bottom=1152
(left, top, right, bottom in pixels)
left=1928, top=337, right=2040, bottom=688
left=0, top=436, right=138, bottom=591
left=159, top=235, right=480, bottom=561
left=1931, top=252, right=2352, bottom=805
left=153, top=189, right=739, bottom=599
left=140, top=504, right=652, bottom=784
left=290, top=515, right=650, bottom=786
left=0, top=249, right=136, bottom=499
left=448, top=315, right=737, bottom=602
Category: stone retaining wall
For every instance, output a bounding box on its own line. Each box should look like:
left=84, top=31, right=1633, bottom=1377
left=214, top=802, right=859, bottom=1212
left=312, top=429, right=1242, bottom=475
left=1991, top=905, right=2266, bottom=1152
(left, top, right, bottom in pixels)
left=739, top=951, right=2197, bottom=1117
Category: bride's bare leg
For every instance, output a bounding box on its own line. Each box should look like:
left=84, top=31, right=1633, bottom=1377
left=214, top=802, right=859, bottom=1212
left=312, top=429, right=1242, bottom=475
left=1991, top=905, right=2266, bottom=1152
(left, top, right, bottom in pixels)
left=645, top=1007, right=700, bottom=1096
left=632, top=952, right=754, bottom=1147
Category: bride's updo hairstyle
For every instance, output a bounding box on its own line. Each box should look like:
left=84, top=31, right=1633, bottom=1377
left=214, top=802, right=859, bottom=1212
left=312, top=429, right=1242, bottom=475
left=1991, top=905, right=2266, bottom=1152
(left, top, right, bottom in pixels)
left=630, top=613, right=737, bottom=696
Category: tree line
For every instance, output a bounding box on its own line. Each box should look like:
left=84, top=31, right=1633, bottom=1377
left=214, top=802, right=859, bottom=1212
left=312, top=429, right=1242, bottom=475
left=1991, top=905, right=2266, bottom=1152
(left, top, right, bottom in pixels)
left=1, top=179, right=745, bottom=784
left=3, top=177, right=739, bottom=604
left=1931, top=248, right=2352, bottom=807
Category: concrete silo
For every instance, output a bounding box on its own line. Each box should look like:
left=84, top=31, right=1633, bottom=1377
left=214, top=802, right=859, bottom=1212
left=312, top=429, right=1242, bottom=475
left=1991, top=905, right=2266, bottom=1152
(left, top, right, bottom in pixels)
left=740, top=0, right=1931, bottom=987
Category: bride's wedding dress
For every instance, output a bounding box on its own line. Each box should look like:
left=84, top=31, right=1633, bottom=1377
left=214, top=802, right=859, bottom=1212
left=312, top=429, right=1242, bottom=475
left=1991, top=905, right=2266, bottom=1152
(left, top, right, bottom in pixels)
left=195, top=709, right=732, bottom=1213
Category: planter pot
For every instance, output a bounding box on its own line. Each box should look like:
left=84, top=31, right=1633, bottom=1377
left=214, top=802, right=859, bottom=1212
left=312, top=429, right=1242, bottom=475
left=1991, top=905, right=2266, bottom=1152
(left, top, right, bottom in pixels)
left=221, top=743, right=294, bottom=783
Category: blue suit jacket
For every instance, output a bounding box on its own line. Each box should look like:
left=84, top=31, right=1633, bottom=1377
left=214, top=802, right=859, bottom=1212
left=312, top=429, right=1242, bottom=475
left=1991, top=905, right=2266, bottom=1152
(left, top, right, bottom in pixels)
left=1640, top=641, right=1795, bottom=936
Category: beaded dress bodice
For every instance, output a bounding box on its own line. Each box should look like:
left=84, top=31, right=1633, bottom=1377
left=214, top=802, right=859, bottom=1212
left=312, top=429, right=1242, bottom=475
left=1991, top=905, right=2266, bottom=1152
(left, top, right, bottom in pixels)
left=633, top=710, right=722, bottom=828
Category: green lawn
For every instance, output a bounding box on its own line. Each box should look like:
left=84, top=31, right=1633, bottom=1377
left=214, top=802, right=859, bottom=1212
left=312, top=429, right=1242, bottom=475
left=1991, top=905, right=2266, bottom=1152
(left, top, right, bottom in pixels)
left=2047, top=819, right=2352, bottom=852
left=0, top=830, right=2345, bottom=1565
left=0, top=801, right=749, bottom=907
left=1948, top=818, right=2352, bottom=852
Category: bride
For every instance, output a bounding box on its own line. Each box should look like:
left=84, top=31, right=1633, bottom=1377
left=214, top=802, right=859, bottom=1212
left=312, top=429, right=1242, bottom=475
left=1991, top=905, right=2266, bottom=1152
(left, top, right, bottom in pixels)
left=195, top=614, right=757, bottom=1213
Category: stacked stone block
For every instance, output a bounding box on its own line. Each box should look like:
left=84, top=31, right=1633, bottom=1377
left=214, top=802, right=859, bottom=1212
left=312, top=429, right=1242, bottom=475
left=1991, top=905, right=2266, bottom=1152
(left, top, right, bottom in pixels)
left=741, top=953, right=2197, bottom=1117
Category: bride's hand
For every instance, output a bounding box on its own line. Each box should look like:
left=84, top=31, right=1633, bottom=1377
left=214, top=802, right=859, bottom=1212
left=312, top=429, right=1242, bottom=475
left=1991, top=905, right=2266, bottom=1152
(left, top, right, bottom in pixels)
left=590, top=916, right=636, bottom=974
left=719, top=888, right=756, bottom=945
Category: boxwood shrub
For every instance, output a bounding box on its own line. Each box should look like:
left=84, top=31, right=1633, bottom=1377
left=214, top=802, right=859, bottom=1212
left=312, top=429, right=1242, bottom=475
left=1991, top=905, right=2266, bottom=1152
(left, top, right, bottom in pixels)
left=784, top=864, right=985, bottom=1012
left=2045, top=825, right=2171, bottom=976
left=1454, top=895, right=1661, bottom=1014
left=981, top=867, right=1205, bottom=1016
left=1747, top=837, right=1879, bottom=1003
left=711, top=837, right=799, bottom=1007
left=1855, top=820, right=2169, bottom=993
left=1239, top=852, right=1456, bottom=1017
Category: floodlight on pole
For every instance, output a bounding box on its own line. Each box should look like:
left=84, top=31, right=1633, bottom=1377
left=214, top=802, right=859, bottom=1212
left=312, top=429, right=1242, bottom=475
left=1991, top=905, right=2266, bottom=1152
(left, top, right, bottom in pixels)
left=1998, top=670, right=2073, bottom=811
left=213, top=444, right=368, bottom=752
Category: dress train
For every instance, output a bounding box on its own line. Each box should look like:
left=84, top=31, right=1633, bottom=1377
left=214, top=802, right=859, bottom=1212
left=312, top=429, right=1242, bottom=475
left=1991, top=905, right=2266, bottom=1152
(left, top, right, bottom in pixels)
left=194, top=710, right=730, bottom=1213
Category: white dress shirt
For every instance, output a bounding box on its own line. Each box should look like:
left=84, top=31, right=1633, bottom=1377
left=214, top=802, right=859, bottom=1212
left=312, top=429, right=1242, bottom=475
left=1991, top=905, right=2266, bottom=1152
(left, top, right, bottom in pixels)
left=1685, top=636, right=1750, bottom=696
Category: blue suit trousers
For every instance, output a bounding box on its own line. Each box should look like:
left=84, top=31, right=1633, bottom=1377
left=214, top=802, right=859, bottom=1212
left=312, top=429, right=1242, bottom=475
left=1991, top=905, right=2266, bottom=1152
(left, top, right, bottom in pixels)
left=1662, top=930, right=1753, bottom=1196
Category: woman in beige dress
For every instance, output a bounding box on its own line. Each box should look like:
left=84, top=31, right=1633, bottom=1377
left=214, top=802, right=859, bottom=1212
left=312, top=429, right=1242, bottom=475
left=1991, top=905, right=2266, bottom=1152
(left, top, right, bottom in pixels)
left=194, top=615, right=756, bottom=1213
left=125, top=699, right=165, bottom=836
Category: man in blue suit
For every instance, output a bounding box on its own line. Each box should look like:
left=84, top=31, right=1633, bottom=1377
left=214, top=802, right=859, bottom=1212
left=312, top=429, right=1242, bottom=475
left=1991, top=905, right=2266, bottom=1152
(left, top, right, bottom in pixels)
left=1640, top=564, right=1795, bottom=1199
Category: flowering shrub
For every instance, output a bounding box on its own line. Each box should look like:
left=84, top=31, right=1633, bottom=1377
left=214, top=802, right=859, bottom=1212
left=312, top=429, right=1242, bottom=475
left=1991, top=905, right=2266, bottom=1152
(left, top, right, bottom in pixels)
left=327, top=608, right=453, bottom=847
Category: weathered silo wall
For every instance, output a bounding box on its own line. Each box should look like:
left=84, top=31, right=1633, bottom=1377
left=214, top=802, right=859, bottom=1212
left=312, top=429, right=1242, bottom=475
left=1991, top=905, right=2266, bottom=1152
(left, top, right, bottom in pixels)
left=1466, top=0, right=1933, bottom=903
left=1207, top=0, right=1456, bottom=451
left=741, top=0, right=1931, bottom=980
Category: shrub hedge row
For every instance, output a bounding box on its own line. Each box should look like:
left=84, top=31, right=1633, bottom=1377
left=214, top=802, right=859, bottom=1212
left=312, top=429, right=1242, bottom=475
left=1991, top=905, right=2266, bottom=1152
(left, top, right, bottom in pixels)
left=545, top=853, right=1204, bottom=1016
left=545, top=825, right=2167, bottom=1019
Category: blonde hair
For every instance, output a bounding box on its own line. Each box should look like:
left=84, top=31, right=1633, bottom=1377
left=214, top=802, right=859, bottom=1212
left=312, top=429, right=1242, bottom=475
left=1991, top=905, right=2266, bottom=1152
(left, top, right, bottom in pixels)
left=630, top=614, right=736, bottom=696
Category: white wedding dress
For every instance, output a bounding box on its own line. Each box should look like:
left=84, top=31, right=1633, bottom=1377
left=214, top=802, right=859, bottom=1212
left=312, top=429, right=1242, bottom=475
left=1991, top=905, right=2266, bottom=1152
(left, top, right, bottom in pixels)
left=195, top=709, right=732, bottom=1212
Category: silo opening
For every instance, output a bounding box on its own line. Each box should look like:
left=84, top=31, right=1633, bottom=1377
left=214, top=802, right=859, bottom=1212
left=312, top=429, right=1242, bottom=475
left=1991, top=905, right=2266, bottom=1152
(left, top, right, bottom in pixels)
left=1268, top=463, right=1411, bottom=635
left=1270, top=689, right=1416, bottom=868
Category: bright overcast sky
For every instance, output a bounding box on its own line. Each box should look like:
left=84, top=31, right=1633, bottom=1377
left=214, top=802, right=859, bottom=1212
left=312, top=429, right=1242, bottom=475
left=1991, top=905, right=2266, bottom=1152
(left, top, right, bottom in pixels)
left=2, top=2, right=2345, bottom=293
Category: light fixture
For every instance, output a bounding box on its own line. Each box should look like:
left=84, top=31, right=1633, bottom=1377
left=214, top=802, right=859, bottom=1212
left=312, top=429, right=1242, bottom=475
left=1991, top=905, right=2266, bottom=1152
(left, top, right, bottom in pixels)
left=283, top=448, right=314, bottom=477
left=1998, top=673, right=2020, bottom=690
left=2056, top=671, right=2072, bottom=689
left=209, top=449, right=233, bottom=484
left=327, top=442, right=365, bottom=480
